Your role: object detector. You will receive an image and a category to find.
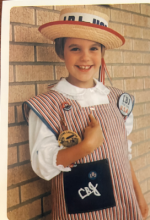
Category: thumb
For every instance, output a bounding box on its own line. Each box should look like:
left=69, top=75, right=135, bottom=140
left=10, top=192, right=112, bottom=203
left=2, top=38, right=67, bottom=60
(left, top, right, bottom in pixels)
left=89, top=114, right=99, bottom=127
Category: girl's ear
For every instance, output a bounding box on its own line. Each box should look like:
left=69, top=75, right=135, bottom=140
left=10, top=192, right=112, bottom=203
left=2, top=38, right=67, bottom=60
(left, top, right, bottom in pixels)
left=101, top=45, right=105, bottom=58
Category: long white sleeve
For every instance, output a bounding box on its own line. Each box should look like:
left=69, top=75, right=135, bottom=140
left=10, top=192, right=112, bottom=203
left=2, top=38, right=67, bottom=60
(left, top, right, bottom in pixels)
left=29, top=110, right=71, bottom=181
left=125, top=112, right=133, bottom=160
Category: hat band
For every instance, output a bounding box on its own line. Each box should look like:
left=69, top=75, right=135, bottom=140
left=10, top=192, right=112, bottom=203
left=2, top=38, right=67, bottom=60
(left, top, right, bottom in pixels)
left=60, top=12, right=108, bottom=27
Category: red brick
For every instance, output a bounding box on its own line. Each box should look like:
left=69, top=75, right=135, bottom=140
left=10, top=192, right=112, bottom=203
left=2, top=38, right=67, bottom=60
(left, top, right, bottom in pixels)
left=133, top=39, right=150, bottom=52
left=55, top=65, right=68, bottom=80
left=9, top=85, right=35, bottom=103
left=16, top=105, right=24, bottom=123
left=137, top=141, right=150, bottom=157
left=148, top=178, right=150, bottom=191
left=109, top=4, right=121, bottom=9
left=9, top=65, right=14, bottom=83
left=10, top=24, right=12, bottom=41
left=111, top=9, right=131, bottom=24
left=36, top=10, right=59, bottom=26
left=14, top=25, right=53, bottom=44
left=37, top=46, right=62, bottom=62
left=43, top=194, right=51, bottom=213
left=8, top=125, right=28, bottom=145
left=148, top=205, right=150, bottom=217
left=143, top=53, right=150, bottom=64
left=146, top=128, right=150, bottom=140
left=143, top=28, right=150, bottom=40
left=112, top=66, right=134, bottom=78
left=123, top=52, right=142, bottom=64
left=144, top=191, right=150, bottom=204
left=123, top=25, right=142, bottom=38
left=124, top=78, right=143, bottom=91
left=121, top=4, right=140, bottom=13
left=105, top=79, right=111, bottom=87
left=133, top=121, right=136, bottom=131
left=132, top=104, right=145, bottom=117
left=137, top=166, right=150, bottom=182
left=36, top=6, right=53, bottom=9
left=85, top=5, right=110, bottom=17
left=37, top=83, right=49, bottom=95
left=131, top=145, right=137, bottom=159
left=128, top=130, right=145, bottom=144
left=8, top=106, right=15, bottom=124
left=141, top=4, right=150, bottom=16
left=109, top=22, right=123, bottom=35
left=118, top=38, right=132, bottom=51
left=54, top=5, right=85, bottom=11
left=132, top=14, right=150, bottom=28
left=21, top=179, right=51, bottom=202
left=145, top=103, right=150, bottom=114
left=16, top=65, right=54, bottom=82
left=8, top=163, right=37, bottom=187
left=144, top=78, right=150, bottom=89
left=134, top=66, right=150, bottom=77
left=19, top=143, right=30, bottom=162
left=135, top=91, right=150, bottom=103
left=131, top=155, right=146, bottom=171
left=105, top=50, right=123, bottom=64
left=147, top=153, right=150, bottom=165
left=10, top=7, right=35, bottom=25
left=8, top=146, right=18, bottom=166
left=9, top=45, right=34, bottom=62
left=7, top=199, right=41, bottom=220
left=111, top=80, right=124, bottom=90
left=7, top=187, right=20, bottom=208
left=139, top=180, right=147, bottom=194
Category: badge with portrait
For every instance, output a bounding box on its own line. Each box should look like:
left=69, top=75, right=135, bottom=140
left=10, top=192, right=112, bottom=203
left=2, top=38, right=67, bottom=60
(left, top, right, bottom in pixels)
left=63, top=159, right=116, bottom=214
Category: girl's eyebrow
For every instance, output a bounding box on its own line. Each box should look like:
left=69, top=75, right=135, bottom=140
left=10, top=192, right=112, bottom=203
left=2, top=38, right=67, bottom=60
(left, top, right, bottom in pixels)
left=91, top=43, right=101, bottom=47
left=68, top=44, right=79, bottom=48
left=68, top=43, right=101, bottom=48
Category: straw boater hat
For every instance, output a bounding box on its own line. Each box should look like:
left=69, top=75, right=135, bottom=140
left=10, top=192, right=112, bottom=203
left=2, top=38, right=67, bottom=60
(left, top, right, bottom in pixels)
left=38, top=8, right=125, bottom=49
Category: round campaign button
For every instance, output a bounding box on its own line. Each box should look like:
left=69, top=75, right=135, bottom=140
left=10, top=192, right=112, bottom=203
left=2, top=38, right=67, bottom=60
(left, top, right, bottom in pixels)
left=118, top=93, right=133, bottom=116
left=62, top=102, right=72, bottom=111
left=88, top=171, right=97, bottom=180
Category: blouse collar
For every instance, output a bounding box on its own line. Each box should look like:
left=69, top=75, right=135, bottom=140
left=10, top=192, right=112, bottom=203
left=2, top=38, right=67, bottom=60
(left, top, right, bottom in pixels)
left=52, top=78, right=110, bottom=97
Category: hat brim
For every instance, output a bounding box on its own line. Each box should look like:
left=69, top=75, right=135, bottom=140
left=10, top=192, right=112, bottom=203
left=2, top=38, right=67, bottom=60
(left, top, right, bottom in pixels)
left=39, top=21, right=125, bottom=49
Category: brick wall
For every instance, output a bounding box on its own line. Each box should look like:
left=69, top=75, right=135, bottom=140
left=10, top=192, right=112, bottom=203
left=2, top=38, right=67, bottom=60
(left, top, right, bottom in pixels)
left=8, top=4, right=150, bottom=220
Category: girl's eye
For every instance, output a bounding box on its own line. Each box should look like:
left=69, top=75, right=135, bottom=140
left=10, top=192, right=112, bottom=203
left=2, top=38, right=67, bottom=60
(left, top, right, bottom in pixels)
left=90, top=47, right=99, bottom=51
left=70, top=47, right=80, bottom=51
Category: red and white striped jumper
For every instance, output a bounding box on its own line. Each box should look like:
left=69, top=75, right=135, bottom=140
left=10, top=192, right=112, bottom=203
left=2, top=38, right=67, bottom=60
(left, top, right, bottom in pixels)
left=23, top=86, right=142, bottom=220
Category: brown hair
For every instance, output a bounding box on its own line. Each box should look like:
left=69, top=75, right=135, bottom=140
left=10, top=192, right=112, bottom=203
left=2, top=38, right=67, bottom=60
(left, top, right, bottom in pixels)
left=54, top=38, right=105, bottom=59
left=54, top=38, right=66, bottom=60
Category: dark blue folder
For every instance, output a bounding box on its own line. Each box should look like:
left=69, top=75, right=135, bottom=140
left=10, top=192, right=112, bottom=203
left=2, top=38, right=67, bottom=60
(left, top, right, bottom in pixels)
left=64, top=159, right=116, bottom=214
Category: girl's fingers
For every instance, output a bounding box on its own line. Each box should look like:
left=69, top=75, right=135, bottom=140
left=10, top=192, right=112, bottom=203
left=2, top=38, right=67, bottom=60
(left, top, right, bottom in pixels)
left=89, top=114, right=99, bottom=127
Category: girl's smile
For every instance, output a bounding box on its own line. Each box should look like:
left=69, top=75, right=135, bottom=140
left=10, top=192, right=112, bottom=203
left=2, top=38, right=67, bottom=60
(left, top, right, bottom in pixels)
left=63, top=38, right=102, bottom=88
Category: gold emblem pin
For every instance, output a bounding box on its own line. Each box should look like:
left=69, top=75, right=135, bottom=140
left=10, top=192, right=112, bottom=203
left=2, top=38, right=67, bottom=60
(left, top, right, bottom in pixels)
left=58, top=130, right=81, bottom=148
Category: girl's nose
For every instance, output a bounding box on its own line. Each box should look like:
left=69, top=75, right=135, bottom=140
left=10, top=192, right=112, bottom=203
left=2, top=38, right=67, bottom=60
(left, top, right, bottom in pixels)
left=80, top=51, right=90, bottom=61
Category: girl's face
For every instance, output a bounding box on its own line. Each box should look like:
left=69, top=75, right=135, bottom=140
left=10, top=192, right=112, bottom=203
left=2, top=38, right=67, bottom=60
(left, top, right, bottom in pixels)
left=63, top=38, right=102, bottom=88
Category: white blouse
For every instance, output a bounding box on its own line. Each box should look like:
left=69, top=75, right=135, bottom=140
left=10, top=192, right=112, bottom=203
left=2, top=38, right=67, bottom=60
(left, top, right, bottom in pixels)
left=29, top=78, right=133, bottom=181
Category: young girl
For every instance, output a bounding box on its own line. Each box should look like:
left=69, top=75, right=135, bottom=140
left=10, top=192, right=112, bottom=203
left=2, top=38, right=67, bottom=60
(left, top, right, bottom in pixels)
left=23, top=7, right=148, bottom=220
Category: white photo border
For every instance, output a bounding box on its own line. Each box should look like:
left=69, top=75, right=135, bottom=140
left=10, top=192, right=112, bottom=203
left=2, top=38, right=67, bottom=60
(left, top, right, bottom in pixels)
left=0, top=0, right=148, bottom=219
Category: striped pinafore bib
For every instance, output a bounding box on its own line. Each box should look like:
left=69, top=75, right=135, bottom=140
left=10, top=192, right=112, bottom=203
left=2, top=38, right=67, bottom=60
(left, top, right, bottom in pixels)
left=23, top=86, right=142, bottom=220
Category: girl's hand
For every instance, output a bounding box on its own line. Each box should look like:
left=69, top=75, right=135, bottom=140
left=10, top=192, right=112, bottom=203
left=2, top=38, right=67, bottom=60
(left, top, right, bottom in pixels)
left=57, top=114, right=104, bottom=167
left=137, top=194, right=149, bottom=220
left=83, top=114, right=104, bottom=153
